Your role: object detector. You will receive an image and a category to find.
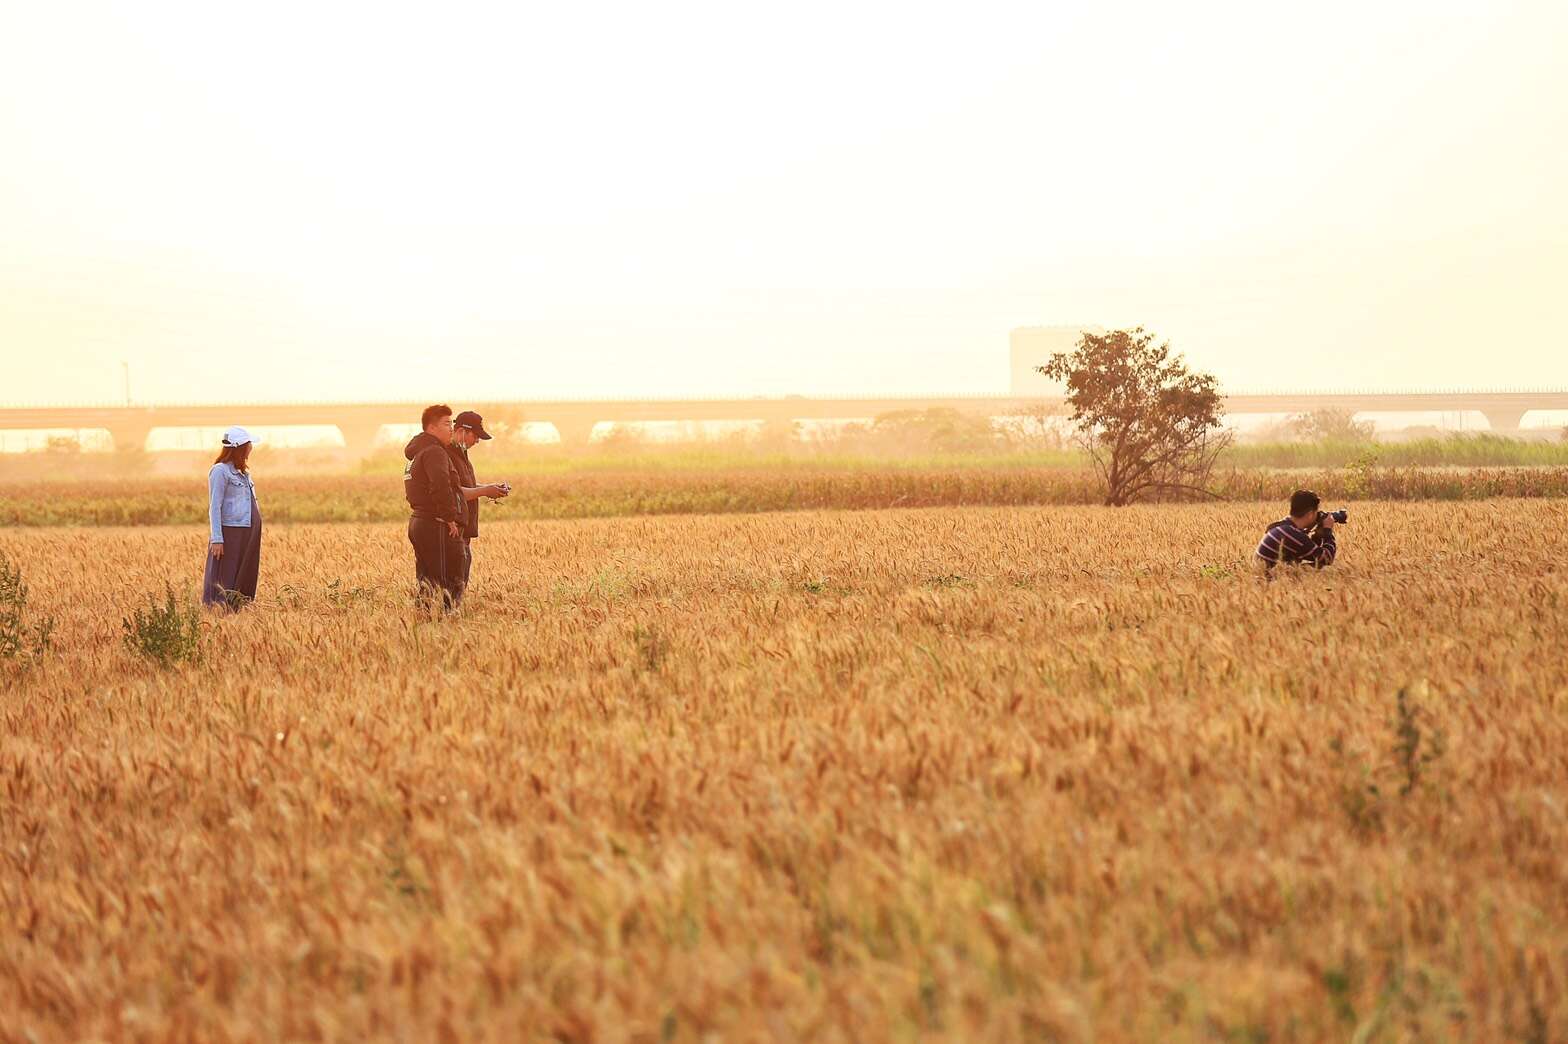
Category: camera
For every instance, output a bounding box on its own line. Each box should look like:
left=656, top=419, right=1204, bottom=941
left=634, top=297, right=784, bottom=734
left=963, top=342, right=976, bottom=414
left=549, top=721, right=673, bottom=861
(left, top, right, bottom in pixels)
left=1317, top=509, right=1348, bottom=525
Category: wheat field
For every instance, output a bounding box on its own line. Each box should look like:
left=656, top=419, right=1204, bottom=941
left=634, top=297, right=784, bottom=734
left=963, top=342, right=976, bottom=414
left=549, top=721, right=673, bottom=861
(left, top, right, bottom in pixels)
left=2, top=501, right=1566, bottom=1041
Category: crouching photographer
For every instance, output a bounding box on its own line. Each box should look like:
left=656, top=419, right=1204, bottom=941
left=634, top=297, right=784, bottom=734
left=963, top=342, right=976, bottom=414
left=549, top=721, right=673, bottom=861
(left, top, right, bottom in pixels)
left=1256, top=489, right=1345, bottom=572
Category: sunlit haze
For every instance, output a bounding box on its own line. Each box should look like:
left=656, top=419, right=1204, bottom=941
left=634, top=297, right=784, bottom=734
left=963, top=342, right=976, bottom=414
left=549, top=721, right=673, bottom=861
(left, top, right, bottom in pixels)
left=2, top=0, right=1565, bottom=405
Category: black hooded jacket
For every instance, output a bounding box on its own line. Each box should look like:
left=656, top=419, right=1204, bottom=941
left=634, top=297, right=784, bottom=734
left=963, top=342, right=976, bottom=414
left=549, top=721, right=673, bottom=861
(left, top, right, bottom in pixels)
left=403, top=433, right=466, bottom=525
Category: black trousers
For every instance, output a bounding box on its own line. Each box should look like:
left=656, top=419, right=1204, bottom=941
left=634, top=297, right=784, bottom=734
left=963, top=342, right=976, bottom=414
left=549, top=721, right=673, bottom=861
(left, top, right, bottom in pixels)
left=408, top=517, right=465, bottom=610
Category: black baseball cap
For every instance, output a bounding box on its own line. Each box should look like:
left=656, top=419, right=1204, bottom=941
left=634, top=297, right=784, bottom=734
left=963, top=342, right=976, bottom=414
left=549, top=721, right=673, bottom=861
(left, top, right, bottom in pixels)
left=453, top=411, right=492, bottom=440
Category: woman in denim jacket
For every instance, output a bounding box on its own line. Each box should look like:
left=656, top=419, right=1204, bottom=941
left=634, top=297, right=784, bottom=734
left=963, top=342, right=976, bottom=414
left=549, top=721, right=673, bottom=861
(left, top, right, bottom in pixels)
left=202, top=426, right=262, bottom=609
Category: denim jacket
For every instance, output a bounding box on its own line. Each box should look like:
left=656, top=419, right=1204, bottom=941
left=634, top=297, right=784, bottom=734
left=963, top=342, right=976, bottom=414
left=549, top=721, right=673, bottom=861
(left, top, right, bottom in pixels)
left=208, top=463, right=254, bottom=542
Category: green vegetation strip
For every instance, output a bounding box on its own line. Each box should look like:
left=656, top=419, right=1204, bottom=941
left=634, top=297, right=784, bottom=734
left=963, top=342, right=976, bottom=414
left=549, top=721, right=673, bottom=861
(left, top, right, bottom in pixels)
left=5, top=465, right=1568, bottom=527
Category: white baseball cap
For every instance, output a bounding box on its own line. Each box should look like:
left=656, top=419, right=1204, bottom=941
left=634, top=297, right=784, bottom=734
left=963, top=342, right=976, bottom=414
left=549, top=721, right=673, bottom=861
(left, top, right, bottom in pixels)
left=222, top=425, right=256, bottom=447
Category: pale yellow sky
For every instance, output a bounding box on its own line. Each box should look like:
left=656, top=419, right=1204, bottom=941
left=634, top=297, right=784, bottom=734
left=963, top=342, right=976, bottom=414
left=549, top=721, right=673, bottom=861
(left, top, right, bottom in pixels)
left=1, top=0, right=1565, bottom=404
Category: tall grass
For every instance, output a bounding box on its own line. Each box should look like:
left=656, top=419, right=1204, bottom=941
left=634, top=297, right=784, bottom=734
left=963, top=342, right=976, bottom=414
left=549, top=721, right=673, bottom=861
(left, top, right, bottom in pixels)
left=1227, top=433, right=1568, bottom=468
left=6, top=430, right=1567, bottom=485
left=5, top=463, right=1568, bottom=527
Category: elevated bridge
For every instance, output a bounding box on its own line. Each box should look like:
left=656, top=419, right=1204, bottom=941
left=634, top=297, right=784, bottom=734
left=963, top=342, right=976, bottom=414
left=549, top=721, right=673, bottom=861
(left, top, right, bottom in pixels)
left=1, top=391, right=1565, bottom=452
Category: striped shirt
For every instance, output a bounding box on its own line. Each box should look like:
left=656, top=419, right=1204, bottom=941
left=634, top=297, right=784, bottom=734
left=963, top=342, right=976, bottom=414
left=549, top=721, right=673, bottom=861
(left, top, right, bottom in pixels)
left=1256, top=518, right=1336, bottom=569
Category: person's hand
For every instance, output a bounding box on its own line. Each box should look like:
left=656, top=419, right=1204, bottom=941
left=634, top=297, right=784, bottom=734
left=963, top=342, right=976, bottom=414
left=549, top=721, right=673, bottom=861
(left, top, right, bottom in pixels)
left=1319, top=513, right=1336, bottom=530
left=447, top=521, right=460, bottom=539
left=210, top=542, right=225, bottom=559
left=491, top=482, right=511, bottom=499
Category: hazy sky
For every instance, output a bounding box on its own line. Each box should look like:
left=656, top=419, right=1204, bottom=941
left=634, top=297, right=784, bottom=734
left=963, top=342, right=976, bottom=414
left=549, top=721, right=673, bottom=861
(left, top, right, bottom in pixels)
left=2, top=0, right=1565, bottom=404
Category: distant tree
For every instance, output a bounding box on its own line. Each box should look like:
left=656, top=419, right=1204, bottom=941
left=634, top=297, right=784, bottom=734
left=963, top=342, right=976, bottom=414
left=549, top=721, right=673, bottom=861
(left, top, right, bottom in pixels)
left=108, top=446, right=151, bottom=477
left=756, top=417, right=802, bottom=448
left=1038, top=328, right=1231, bottom=506
left=595, top=423, right=647, bottom=451
left=1004, top=401, right=1070, bottom=451
left=1294, top=408, right=1373, bottom=443
left=45, top=434, right=81, bottom=455
left=482, top=405, right=530, bottom=445
left=870, top=408, right=999, bottom=453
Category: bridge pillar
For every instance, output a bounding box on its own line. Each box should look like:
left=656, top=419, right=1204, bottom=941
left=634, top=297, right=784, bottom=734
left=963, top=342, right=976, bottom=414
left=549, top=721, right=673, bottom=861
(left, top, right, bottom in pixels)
left=105, top=422, right=154, bottom=453
left=1483, top=409, right=1527, bottom=433
left=551, top=418, right=599, bottom=446
left=337, top=421, right=388, bottom=456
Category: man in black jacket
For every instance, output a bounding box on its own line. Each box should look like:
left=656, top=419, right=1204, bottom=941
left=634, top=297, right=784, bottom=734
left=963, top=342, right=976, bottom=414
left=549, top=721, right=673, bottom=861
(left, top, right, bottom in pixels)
left=447, top=410, right=511, bottom=592
left=403, top=404, right=467, bottom=611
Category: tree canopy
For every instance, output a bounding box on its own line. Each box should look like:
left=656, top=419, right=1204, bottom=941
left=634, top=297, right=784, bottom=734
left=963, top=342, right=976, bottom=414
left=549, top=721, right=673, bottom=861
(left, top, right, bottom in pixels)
left=1038, top=328, right=1230, bottom=506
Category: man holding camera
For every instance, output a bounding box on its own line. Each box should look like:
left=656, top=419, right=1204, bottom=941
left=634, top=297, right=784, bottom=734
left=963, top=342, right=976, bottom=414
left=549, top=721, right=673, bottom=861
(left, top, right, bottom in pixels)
left=447, top=410, right=511, bottom=594
left=1256, top=489, right=1341, bottom=571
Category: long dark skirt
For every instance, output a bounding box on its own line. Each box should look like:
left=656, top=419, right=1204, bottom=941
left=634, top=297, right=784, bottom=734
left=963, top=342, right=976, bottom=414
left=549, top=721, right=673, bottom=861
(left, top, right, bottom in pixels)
left=202, top=500, right=262, bottom=609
